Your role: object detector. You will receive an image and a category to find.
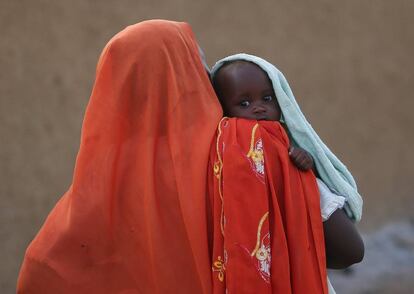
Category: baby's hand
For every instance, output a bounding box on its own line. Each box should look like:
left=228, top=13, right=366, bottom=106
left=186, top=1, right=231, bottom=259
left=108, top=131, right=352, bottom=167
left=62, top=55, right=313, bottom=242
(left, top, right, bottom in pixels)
left=289, top=146, right=314, bottom=171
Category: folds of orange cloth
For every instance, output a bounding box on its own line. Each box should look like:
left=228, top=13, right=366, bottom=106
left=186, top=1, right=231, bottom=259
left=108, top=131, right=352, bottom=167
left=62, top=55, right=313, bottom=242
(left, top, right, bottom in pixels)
left=209, top=118, right=328, bottom=294
left=17, top=20, right=222, bottom=294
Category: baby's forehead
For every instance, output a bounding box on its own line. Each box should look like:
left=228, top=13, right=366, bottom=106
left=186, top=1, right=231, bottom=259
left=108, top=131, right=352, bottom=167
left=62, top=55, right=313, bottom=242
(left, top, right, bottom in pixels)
left=216, top=60, right=270, bottom=86
left=217, top=61, right=270, bottom=85
left=217, top=60, right=257, bottom=78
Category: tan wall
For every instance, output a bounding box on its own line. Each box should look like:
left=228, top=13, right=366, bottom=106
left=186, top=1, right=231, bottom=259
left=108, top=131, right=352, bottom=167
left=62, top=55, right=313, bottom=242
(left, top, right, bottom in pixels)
left=1, top=0, right=413, bottom=292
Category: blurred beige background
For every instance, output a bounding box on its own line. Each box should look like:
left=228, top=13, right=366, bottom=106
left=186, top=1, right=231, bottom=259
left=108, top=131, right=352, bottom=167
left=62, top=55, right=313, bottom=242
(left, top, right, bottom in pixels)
left=1, top=0, right=413, bottom=293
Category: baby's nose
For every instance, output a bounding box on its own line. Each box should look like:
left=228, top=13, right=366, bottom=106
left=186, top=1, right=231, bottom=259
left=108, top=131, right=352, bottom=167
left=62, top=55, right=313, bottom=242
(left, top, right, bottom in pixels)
left=253, top=105, right=266, bottom=113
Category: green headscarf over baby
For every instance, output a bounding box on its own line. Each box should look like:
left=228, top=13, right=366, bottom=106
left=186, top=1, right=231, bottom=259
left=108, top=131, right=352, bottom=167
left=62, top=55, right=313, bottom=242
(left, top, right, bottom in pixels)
left=211, top=53, right=363, bottom=222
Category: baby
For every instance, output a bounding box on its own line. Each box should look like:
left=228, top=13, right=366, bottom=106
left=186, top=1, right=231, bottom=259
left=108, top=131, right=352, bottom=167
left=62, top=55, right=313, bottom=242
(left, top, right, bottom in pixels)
left=210, top=55, right=364, bottom=293
left=212, top=60, right=314, bottom=172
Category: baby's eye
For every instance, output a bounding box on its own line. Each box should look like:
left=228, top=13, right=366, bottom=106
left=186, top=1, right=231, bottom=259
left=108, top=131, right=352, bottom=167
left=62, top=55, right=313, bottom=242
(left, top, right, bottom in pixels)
left=240, top=100, right=250, bottom=107
left=263, top=95, right=273, bottom=102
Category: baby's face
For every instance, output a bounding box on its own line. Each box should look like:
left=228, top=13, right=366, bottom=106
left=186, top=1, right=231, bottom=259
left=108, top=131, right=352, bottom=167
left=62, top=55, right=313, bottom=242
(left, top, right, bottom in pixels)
left=215, top=62, right=281, bottom=121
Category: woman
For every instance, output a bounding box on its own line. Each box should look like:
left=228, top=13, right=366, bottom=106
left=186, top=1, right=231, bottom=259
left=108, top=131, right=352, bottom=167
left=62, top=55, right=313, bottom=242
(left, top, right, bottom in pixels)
left=17, top=20, right=222, bottom=293
left=18, top=20, right=363, bottom=294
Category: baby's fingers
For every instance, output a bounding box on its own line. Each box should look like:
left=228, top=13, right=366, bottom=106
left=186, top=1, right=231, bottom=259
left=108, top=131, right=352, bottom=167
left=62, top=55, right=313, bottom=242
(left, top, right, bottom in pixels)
left=289, top=147, right=301, bottom=159
left=296, top=154, right=312, bottom=170
left=298, top=159, right=311, bottom=170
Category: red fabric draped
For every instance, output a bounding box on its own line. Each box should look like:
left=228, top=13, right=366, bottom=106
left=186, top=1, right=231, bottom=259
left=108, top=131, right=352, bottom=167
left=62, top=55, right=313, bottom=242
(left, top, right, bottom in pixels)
left=209, top=118, right=328, bottom=294
left=17, top=20, right=222, bottom=293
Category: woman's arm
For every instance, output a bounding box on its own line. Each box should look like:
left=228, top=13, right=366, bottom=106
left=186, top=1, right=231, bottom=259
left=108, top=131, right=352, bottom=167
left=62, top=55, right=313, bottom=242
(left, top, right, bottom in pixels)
left=323, top=209, right=365, bottom=269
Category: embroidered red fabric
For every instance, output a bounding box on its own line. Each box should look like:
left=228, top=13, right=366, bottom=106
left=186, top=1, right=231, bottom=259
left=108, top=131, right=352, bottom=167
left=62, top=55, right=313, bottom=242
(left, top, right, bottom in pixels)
left=209, top=118, right=328, bottom=294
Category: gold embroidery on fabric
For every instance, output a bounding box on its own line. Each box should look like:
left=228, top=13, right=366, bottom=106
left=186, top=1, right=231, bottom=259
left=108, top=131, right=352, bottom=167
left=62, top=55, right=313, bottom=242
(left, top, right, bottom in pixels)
left=213, top=161, right=220, bottom=178
left=212, top=255, right=226, bottom=282
left=246, top=123, right=265, bottom=178
left=237, top=212, right=271, bottom=283
left=251, top=212, right=269, bottom=257
left=215, top=117, right=227, bottom=235
left=255, top=232, right=271, bottom=282
left=247, top=123, right=259, bottom=158
left=251, top=213, right=271, bottom=283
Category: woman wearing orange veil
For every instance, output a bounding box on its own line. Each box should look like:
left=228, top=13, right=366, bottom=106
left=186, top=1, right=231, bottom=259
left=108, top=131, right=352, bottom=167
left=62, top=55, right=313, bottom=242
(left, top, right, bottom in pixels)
left=17, top=20, right=222, bottom=293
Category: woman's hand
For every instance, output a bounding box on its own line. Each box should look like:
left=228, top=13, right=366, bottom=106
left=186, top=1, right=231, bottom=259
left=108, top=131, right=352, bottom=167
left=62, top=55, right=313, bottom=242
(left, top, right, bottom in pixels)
left=289, top=146, right=314, bottom=171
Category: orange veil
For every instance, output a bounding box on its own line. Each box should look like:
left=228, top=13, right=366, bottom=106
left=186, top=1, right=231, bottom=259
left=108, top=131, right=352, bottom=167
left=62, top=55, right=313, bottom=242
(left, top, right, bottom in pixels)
left=17, top=20, right=222, bottom=293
